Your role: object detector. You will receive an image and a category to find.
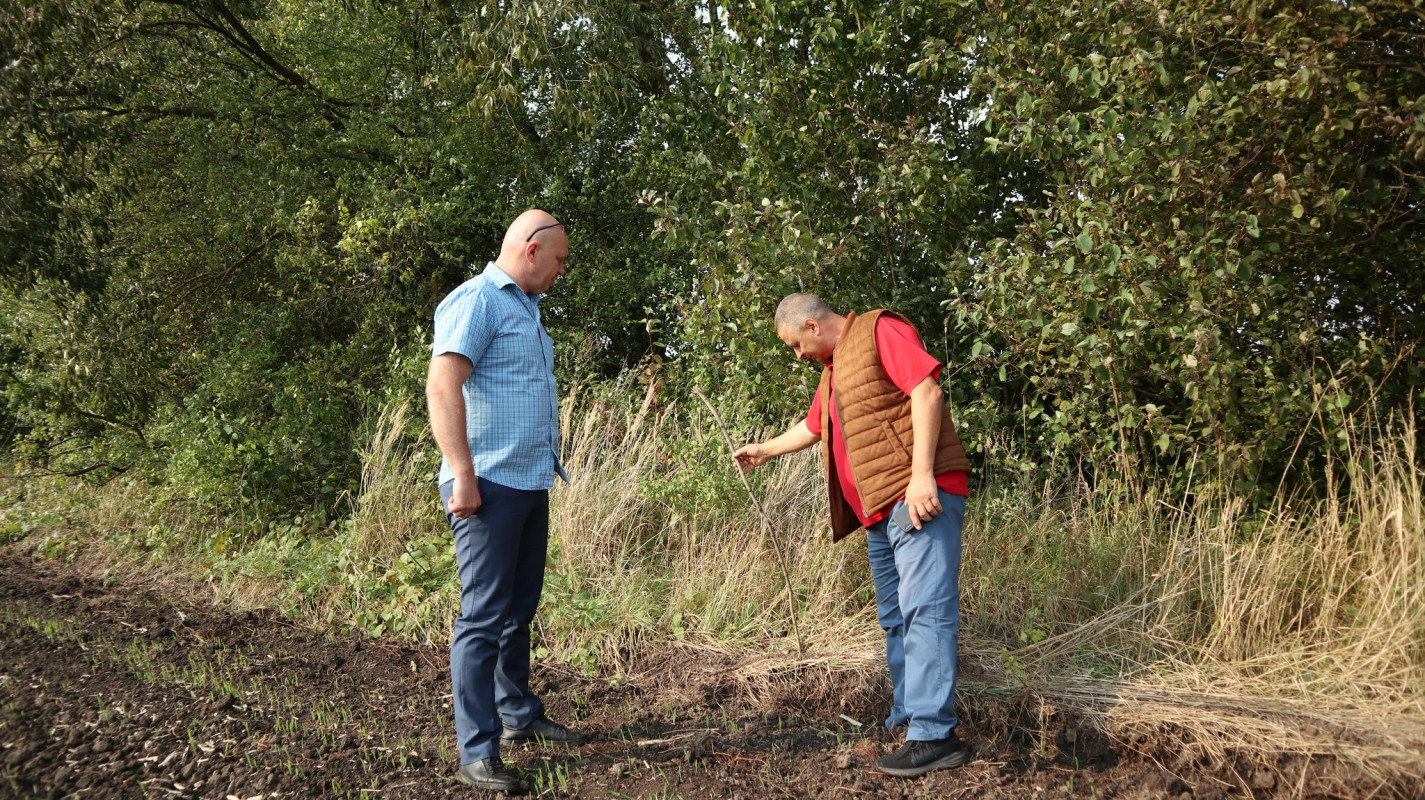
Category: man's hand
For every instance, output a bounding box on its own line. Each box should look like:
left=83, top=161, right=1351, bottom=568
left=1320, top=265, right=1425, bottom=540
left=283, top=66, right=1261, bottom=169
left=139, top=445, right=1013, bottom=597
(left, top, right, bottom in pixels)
left=732, top=422, right=818, bottom=474
left=447, top=475, right=482, bottom=519
left=732, top=443, right=771, bottom=474
left=903, top=472, right=942, bottom=530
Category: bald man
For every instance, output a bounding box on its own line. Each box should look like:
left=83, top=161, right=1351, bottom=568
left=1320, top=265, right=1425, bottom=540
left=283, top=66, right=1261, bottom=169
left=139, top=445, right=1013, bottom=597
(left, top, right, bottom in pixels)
left=426, top=210, right=583, bottom=794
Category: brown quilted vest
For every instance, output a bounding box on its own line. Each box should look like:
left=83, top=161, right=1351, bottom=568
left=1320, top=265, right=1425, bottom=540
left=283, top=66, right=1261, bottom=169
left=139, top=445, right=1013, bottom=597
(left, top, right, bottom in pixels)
left=817, top=310, right=972, bottom=542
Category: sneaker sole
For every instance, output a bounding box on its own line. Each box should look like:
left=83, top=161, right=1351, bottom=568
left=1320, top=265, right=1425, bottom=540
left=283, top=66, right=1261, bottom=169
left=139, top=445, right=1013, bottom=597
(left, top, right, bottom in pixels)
left=875, top=748, right=970, bottom=777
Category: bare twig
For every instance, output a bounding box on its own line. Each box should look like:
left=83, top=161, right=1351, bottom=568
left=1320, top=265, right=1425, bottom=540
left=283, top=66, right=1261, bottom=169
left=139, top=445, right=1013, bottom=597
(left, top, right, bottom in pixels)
left=691, top=388, right=805, bottom=656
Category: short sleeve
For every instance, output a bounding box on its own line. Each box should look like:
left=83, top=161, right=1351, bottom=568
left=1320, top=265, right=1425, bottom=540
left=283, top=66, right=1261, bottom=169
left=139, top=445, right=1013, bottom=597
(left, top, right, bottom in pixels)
left=805, top=386, right=824, bottom=436
left=876, top=316, right=941, bottom=394
left=433, top=284, right=495, bottom=365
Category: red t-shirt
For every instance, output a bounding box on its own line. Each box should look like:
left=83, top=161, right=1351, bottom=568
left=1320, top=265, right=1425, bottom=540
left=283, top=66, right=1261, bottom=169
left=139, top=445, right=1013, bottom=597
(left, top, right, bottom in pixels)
left=805, top=316, right=970, bottom=527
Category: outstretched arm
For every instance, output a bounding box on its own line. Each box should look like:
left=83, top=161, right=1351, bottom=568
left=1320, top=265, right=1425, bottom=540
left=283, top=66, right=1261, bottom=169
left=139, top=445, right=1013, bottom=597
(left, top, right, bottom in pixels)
left=733, top=420, right=820, bottom=473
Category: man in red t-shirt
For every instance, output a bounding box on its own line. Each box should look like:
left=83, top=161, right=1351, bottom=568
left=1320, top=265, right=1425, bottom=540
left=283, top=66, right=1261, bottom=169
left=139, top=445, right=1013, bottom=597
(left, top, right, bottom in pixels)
left=735, top=293, right=971, bottom=778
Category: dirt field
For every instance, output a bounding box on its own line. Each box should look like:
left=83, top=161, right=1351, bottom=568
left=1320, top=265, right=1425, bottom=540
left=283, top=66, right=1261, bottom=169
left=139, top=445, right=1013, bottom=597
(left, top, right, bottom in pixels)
left=0, top=547, right=1406, bottom=799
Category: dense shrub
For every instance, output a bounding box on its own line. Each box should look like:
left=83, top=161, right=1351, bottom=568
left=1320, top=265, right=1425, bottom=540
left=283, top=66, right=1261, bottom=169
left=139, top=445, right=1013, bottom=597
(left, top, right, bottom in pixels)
left=2, top=0, right=1420, bottom=512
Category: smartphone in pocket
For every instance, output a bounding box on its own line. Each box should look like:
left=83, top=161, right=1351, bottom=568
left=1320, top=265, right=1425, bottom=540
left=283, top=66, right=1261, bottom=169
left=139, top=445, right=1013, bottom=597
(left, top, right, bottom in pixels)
left=892, top=502, right=915, bottom=531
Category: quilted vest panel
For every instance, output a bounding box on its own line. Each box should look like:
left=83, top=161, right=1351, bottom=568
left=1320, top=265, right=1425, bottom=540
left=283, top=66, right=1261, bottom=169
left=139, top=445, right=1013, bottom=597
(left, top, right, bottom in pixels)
left=817, top=310, right=972, bottom=541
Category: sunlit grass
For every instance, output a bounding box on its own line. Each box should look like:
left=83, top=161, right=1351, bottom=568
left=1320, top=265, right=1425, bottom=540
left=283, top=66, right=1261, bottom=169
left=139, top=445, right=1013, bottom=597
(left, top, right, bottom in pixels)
left=6, top=381, right=1423, bottom=784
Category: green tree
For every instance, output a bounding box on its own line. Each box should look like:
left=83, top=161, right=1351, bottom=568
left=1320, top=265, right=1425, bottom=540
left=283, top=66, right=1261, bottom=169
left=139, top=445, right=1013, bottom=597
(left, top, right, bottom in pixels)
left=643, top=0, right=1034, bottom=418
left=1, top=0, right=522, bottom=499
left=960, top=0, right=1424, bottom=487
left=0, top=0, right=724, bottom=508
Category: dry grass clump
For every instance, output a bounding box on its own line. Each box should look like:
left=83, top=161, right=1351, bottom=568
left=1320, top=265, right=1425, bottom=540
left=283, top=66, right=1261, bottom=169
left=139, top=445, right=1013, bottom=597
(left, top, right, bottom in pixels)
left=960, top=419, right=1425, bottom=790
left=545, top=382, right=878, bottom=670
left=544, top=392, right=1424, bottom=787
left=348, top=400, right=447, bottom=560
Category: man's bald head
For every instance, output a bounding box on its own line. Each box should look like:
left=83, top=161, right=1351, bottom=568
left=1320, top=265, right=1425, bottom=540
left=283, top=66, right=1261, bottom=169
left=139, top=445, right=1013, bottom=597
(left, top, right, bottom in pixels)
left=495, top=208, right=569, bottom=295
left=775, top=293, right=833, bottom=333
left=501, top=209, right=564, bottom=255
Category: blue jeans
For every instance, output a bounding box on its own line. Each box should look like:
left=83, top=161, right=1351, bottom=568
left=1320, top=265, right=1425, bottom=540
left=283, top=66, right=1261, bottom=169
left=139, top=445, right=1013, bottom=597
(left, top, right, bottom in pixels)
left=441, top=478, right=548, bottom=764
left=867, top=490, right=964, bottom=742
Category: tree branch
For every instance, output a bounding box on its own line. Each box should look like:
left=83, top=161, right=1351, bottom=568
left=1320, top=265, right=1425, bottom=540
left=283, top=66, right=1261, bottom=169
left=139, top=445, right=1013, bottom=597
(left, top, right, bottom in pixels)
left=73, top=408, right=147, bottom=443
left=52, top=103, right=220, bottom=120
left=201, top=0, right=309, bottom=88
left=172, top=228, right=285, bottom=306
left=33, top=460, right=131, bottom=479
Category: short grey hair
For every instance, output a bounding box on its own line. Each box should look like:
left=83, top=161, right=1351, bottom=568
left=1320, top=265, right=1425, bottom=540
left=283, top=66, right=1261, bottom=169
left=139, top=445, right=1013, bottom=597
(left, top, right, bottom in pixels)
left=774, top=293, right=833, bottom=332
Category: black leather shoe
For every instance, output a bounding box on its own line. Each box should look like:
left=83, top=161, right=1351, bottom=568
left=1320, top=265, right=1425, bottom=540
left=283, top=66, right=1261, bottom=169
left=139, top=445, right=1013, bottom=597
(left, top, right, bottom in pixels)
left=500, top=715, right=587, bottom=746
left=457, top=757, right=525, bottom=793
left=875, top=732, right=969, bottom=777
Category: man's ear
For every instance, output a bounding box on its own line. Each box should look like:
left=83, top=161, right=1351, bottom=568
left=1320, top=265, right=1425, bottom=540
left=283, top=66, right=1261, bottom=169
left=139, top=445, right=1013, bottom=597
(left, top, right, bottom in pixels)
left=522, top=240, right=540, bottom=262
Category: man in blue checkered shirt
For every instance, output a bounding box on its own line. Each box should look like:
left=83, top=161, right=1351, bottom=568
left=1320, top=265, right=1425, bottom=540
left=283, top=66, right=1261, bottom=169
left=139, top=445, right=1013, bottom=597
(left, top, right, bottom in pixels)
left=426, top=209, right=584, bottom=794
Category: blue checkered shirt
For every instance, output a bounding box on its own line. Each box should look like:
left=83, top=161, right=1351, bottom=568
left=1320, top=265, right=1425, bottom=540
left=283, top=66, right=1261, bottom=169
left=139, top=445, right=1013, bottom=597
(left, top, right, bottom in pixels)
left=433, top=263, right=567, bottom=490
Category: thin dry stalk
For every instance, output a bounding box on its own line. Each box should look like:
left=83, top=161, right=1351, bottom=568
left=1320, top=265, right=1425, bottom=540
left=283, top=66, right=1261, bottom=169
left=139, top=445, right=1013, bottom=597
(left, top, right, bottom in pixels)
left=692, top=388, right=804, bottom=656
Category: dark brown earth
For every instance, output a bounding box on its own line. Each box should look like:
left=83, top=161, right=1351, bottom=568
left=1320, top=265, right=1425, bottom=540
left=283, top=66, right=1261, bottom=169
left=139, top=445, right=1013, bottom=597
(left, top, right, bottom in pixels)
left=0, top=547, right=1406, bottom=799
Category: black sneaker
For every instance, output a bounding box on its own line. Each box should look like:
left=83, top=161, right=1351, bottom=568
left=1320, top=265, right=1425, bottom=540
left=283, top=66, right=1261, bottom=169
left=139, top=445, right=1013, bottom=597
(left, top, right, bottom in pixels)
left=500, top=715, right=587, bottom=746
left=874, top=733, right=969, bottom=777
left=457, top=756, right=525, bottom=793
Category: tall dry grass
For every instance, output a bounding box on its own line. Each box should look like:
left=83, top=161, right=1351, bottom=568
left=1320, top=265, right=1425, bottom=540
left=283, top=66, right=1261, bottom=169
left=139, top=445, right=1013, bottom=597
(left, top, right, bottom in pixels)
left=329, top=387, right=1422, bottom=728
left=955, top=421, right=1425, bottom=788
left=1147, top=428, right=1423, bottom=717
left=539, top=388, right=1424, bottom=783
left=971, top=425, right=1425, bottom=717
left=41, top=382, right=1416, bottom=782
left=348, top=400, right=448, bottom=559
left=544, top=382, right=879, bottom=667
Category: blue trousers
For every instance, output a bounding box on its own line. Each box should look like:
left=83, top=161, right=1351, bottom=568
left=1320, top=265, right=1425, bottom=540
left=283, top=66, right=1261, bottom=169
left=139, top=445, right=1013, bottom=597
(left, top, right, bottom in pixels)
left=441, top=478, right=548, bottom=764
left=866, top=490, right=965, bottom=742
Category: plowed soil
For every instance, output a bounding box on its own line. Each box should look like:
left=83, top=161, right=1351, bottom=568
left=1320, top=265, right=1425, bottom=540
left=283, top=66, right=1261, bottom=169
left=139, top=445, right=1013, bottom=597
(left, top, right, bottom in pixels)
left=0, top=547, right=1402, bottom=799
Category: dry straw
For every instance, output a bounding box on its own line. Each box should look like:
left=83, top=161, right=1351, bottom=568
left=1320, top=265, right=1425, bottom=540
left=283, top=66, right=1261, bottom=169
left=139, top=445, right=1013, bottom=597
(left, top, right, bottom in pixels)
left=691, top=387, right=804, bottom=655
left=542, top=392, right=1425, bottom=788
left=41, top=386, right=1424, bottom=791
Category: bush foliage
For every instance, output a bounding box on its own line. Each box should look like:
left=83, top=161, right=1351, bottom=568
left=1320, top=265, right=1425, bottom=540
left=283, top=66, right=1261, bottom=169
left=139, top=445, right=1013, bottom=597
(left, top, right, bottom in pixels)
left=1, top=0, right=1421, bottom=512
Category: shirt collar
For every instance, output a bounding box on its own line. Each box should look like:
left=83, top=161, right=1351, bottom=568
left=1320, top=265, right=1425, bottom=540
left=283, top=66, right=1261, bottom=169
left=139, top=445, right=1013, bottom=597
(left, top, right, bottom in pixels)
left=481, top=262, right=544, bottom=304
